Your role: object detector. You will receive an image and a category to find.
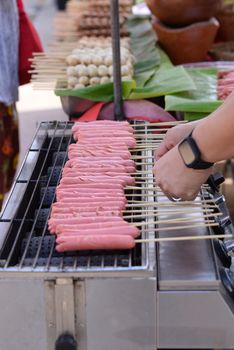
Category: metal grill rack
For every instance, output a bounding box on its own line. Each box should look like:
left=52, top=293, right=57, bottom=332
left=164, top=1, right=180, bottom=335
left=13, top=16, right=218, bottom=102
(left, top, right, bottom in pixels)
left=0, top=121, right=155, bottom=275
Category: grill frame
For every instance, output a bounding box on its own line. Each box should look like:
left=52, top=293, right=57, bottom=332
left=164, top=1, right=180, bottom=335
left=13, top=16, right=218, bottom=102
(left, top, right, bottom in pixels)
left=0, top=121, right=156, bottom=276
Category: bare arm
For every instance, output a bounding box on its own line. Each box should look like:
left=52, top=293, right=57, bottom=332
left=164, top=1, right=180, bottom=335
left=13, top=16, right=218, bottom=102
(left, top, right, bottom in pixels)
left=154, top=92, right=234, bottom=201
left=193, top=91, right=234, bottom=162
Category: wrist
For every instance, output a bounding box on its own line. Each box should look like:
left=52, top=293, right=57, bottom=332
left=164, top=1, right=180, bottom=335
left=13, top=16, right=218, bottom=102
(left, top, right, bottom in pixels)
left=192, top=124, right=216, bottom=163
left=178, top=130, right=214, bottom=169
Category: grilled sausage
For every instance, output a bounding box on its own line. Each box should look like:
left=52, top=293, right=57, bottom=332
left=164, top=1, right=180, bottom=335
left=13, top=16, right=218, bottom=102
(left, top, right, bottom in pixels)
left=62, top=165, right=135, bottom=174
left=68, top=150, right=131, bottom=160
left=66, top=158, right=135, bottom=168
left=50, top=220, right=133, bottom=234
left=56, top=234, right=135, bottom=252
left=56, top=183, right=124, bottom=190
left=60, top=175, right=134, bottom=186
left=56, top=225, right=140, bottom=238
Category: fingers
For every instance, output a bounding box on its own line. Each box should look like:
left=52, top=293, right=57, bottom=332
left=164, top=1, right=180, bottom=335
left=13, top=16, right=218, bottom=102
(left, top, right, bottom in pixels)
left=154, top=142, right=170, bottom=160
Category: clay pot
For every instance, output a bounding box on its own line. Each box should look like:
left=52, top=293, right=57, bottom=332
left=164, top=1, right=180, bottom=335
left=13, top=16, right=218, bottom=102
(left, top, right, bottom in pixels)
left=146, top=0, right=222, bottom=27
left=152, top=17, right=220, bottom=65
left=216, top=4, right=234, bottom=41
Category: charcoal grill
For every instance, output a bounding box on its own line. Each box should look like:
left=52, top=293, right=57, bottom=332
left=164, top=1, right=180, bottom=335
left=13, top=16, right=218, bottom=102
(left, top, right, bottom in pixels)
left=0, top=120, right=234, bottom=350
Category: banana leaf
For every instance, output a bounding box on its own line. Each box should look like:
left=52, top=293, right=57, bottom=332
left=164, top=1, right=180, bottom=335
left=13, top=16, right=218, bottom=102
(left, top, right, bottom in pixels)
left=128, top=15, right=161, bottom=74
left=129, top=65, right=196, bottom=99
left=55, top=80, right=136, bottom=102
left=184, top=111, right=209, bottom=121
left=134, top=69, right=156, bottom=88
left=165, top=67, right=222, bottom=113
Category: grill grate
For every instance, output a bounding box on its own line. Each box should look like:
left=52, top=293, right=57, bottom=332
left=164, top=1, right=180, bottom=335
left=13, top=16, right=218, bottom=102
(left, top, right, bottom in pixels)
left=0, top=121, right=153, bottom=273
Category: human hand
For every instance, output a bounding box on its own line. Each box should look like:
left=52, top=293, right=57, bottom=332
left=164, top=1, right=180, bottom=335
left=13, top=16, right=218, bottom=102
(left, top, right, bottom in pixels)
left=154, top=146, right=213, bottom=201
left=155, top=121, right=200, bottom=161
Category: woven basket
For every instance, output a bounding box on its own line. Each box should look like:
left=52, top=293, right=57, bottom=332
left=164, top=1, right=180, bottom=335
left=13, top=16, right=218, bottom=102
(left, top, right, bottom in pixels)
left=209, top=41, right=234, bottom=61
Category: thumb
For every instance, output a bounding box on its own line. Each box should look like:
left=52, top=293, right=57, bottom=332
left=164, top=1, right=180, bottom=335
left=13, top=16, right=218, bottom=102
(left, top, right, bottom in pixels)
left=155, top=142, right=171, bottom=160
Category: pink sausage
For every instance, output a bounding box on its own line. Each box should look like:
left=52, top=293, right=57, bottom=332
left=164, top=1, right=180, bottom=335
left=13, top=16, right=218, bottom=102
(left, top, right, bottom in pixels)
left=52, top=198, right=126, bottom=209
left=56, top=188, right=124, bottom=196
left=62, top=166, right=135, bottom=175
left=56, top=225, right=140, bottom=238
left=56, top=235, right=135, bottom=252
left=57, top=196, right=126, bottom=204
left=72, top=121, right=133, bottom=132
left=60, top=175, right=134, bottom=186
left=68, top=144, right=129, bottom=151
left=50, top=210, right=123, bottom=218
left=50, top=220, right=131, bottom=234
left=48, top=215, right=124, bottom=228
left=59, top=176, right=126, bottom=186
left=48, top=216, right=123, bottom=233
left=56, top=183, right=124, bottom=190
left=60, top=173, right=134, bottom=186
left=51, top=204, right=124, bottom=214
left=68, top=150, right=131, bottom=160
left=56, top=192, right=125, bottom=202
left=66, top=158, right=135, bottom=167
left=76, top=138, right=136, bottom=148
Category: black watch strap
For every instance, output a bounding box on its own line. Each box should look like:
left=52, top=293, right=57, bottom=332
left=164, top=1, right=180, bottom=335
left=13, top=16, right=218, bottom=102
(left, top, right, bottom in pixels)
left=179, top=131, right=214, bottom=170
left=191, top=159, right=214, bottom=169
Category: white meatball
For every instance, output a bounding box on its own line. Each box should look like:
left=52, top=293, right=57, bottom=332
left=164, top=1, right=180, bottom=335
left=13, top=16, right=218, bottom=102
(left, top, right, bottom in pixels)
left=87, top=64, right=98, bottom=77
left=104, top=56, right=113, bottom=66
left=80, top=55, right=92, bottom=65
left=100, top=76, right=111, bottom=84
left=121, top=65, right=130, bottom=76
left=120, top=55, right=128, bottom=65
left=91, top=55, right=103, bottom=66
left=66, top=66, right=78, bottom=76
left=98, top=65, right=109, bottom=77
left=68, top=76, right=79, bottom=88
left=89, top=77, right=101, bottom=86
left=78, top=76, right=89, bottom=86
left=74, top=83, right=85, bottom=89
left=76, top=64, right=88, bottom=77
left=66, top=55, right=78, bottom=66
left=108, top=65, right=113, bottom=76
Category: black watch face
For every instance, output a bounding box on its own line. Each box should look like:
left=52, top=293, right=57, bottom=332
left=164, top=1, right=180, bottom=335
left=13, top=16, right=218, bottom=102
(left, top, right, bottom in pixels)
left=179, top=140, right=196, bottom=166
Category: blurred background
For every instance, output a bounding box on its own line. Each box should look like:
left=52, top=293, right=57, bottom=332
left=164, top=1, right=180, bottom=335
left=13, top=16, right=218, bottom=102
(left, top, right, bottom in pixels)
left=18, top=0, right=68, bottom=166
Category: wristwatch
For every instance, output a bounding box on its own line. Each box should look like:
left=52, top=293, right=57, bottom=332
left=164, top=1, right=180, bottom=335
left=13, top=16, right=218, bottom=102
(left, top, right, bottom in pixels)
left=178, top=132, right=214, bottom=169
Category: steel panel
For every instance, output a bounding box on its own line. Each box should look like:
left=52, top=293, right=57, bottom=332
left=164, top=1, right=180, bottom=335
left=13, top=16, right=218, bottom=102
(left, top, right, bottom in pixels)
left=86, top=278, right=156, bottom=350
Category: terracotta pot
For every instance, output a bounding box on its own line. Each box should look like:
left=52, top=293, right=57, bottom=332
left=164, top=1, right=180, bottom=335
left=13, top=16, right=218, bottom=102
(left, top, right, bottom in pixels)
left=152, top=17, right=220, bottom=65
left=146, top=0, right=222, bottom=26
left=216, top=4, right=234, bottom=41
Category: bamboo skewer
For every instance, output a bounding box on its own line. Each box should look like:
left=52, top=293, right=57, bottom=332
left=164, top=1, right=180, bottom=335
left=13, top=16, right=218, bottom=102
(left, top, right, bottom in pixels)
left=132, top=216, right=218, bottom=227
left=123, top=209, right=218, bottom=219
left=123, top=204, right=218, bottom=213
left=133, top=222, right=219, bottom=232
left=135, top=233, right=233, bottom=244
left=126, top=200, right=216, bottom=207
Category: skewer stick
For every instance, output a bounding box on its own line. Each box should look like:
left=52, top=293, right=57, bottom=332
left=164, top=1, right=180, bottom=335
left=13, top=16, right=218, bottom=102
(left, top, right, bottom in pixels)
left=123, top=209, right=217, bottom=218
left=133, top=121, right=186, bottom=127
left=134, top=128, right=175, bottom=133
left=123, top=204, right=218, bottom=212
left=136, top=222, right=218, bottom=232
left=133, top=217, right=217, bottom=227
left=135, top=233, right=232, bottom=244
left=126, top=200, right=217, bottom=207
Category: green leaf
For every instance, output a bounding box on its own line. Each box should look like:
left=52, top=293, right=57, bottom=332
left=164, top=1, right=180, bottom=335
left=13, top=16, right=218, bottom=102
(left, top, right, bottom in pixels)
left=55, top=80, right=136, bottom=102
left=130, top=65, right=196, bottom=99
left=134, top=69, right=156, bottom=88
left=184, top=111, right=209, bottom=121
left=165, top=67, right=222, bottom=113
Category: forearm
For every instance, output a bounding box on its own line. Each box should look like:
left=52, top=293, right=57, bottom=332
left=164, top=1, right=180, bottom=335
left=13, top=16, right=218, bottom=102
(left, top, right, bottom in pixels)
left=193, top=92, right=234, bottom=163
